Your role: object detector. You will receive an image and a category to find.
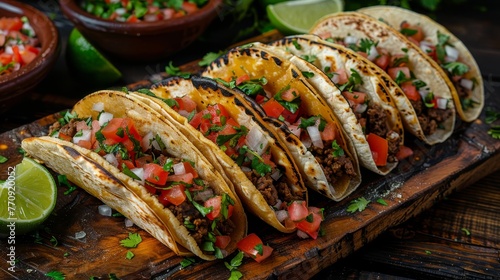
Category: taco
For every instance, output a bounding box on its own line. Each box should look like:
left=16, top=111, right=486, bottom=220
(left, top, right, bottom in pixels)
left=310, top=11, right=456, bottom=145
left=358, top=5, right=483, bottom=122
left=131, top=76, right=318, bottom=235
left=253, top=35, right=407, bottom=175
left=21, top=90, right=247, bottom=261
left=202, top=46, right=362, bottom=202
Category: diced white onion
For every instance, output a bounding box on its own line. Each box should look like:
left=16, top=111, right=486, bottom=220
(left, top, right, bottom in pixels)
left=194, top=189, right=214, bottom=202
left=307, top=125, right=323, bottom=149
left=75, top=231, right=86, bottom=239
left=344, top=36, right=358, bottom=45
left=288, top=124, right=302, bottom=138
left=173, top=162, right=186, bottom=175
left=445, top=45, right=459, bottom=62
left=144, top=14, right=158, bottom=22
left=114, top=8, right=126, bottom=15
left=246, top=126, right=269, bottom=156
left=297, top=229, right=310, bottom=239
left=4, top=45, right=12, bottom=54
left=460, top=78, right=473, bottom=90
left=436, top=98, right=448, bottom=110
left=301, top=135, right=312, bottom=148
left=141, top=131, right=155, bottom=151
left=92, top=102, right=104, bottom=112
left=104, top=153, right=119, bottom=168
left=98, top=112, right=113, bottom=126
left=98, top=205, right=112, bottom=217
left=419, top=40, right=434, bottom=54
left=418, top=88, right=430, bottom=100
left=273, top=199, right=282, bottom=210
left=366, top=45, right=379, bottom=61
left=72, top=129, right=91, bottom=144
left=354, top=103, right=368, bottom=114
left=270, top=169, right=282, bottom=181
left=177, top=110, right=191, bottom=118
left=275, top=209, right=288, bottom=223
left=387, top=131, right=400, bottom=141
left=330, top=72, right=339, bottom=84
left=125, top=219, right=134, bottom=228
left=131, top=168, right=145, bottom=184
left=241, top=166, right=252, bottom=172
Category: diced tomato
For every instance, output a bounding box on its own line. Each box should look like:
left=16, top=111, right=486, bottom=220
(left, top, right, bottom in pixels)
left=227, top=204, right=234, bottom=219
left=101, top=118, right=126, bottom=142
left=367, top=133, right=389, bottom=166
left=374, top=53, right=391, bottom=71
left=281, top=104, right=302, bottom=124
left=262, top=99, right=285, bottom=118
left=400, top=81, right=421, bottom=101
left=357, top=51, right=368, bottom=59
left=119, top=160, right=135, bottom=171
left=387, top=67, right=411, bottom=81
left=163, top=8, right=175, bottom=19
left=205, top=196, right=222, bottom=220
left=59, top=132, right=72, bottom=142
left=120, top=118, right=142, bottom=141
left=215, top=235, right=231, bottom=249
left=0, top=17, right=23, bottom=31
left=237, top=233, right=273, bottom=263
left=287, top=201, right=309, bottom=222
left=144, top=183, right=157, bottom=195
left=296, top=212, right=323, bottom=239
left=182, top=2, right=199, bottom=14
left=143, top=163, right=168, bottom=185
left=236, top=74, right=250, bottom=85
left=400, top=21, right=424, bottom=43
left=0, top=53, right=12, bottom=65
left=167, top=173, right=194, bottom=184
left=126, top=14, right=138, bottom=23
left=199, top=118, right=212, bottom=134
left=281, top=88, right=299, bottom=102
left=19, top=49, right=37, bottom=65
left=11, top=45, right=22, bottom=64
left=121, top=138, right=135, bottom=152
left=77, top=140, right=92, bottom=150
left=182, top=161, right=198, bottom=178
left=255, top=94, right=266, bottom=104
left=342, top=91, right=367, bottom=104
left=219, top=123, right=237, bottom=136
left=177, top=96, right=197, bottom=113
left=390, top=54, right=408, bottom=67
left=162, top=185, right=186, bottom=206
left=320, top=122, right=337, bottom=141
left=261, top=153, right=276, bottom=168
left=396, top=145, right=414, bottom=161
left=334, top=67, right=349, bottom=85
left=189, top=111, right=204, bottom=128
left=207, top=104, right=230, bottom=124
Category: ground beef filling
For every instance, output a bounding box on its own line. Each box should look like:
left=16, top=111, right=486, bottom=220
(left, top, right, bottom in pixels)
left=50, top=119, right=78, bottom=137
left=168, top=199, right=235, bottom=247
left=244, top=169, right=302, bottom=207
left=356, top=103, right=400, bottom=163
left=411, top=99, right=453, bottom=136
left=310, top=141, right=357, bottom=185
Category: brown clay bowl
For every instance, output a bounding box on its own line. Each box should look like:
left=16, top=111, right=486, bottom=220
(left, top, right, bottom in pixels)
left=0, top=0, right=60, bottom=113
left=59, top=0, right=223, bottom=61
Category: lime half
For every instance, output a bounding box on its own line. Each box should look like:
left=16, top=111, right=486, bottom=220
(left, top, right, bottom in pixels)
left=267, top=0, right=344, bottom=35
left=66, top=28, right=122, bottom=87
left=0, top=157, right=57, bottom=236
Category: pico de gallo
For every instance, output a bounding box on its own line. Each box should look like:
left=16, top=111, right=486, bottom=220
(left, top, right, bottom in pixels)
left=49, top=105, right=236, bottom=258
left=81, top=0, right=206, bottom=22
left=217, top=74, right=357, bottom=188
left=399, top=22, right=479, bottom=111
left=152, top=92, right=323, bottom=238
left=0, top=16, right=40, bottom=76
left=324, top=36, right=453, bottom=136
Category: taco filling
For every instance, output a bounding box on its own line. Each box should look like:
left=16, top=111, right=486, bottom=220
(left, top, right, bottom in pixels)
left=49, top=108, right=236, bottom=257
left=398, top=22, right=479, bottom=111
left=163, top=96, right=304, bottom=209
left=219, top=75, right=357, bottom=185
left=325, top=36, right=453, bottom=136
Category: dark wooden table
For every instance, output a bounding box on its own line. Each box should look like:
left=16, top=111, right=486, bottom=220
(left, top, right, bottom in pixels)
left=1, top=2, right=499, bottom=280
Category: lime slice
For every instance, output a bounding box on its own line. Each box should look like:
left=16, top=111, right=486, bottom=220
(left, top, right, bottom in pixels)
left=0, top=157, right=57, bottom=236
left=66, top=28, right=122, bottom=87
left=267, top=0, right=344, bottom=35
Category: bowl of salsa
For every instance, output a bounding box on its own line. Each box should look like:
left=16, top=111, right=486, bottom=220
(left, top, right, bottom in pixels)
left=0, top=0, right=60, bottom=113
left=59, top=0, right=223, bottom=61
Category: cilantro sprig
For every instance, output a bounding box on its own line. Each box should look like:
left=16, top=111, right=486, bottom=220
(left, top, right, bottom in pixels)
left=225, top=251, right=244, bottom=280
left=337, top=69, right=363, bottom=92
left=120, top=232, right=142, bottom=248
left=165, top=61, right=191, bottom=78
left=346, top=197, right=370, bottom=213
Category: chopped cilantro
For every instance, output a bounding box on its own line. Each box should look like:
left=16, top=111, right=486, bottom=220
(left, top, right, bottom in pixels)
left=236, top=77, right=267, bottom=97
left=302, top=71, right=315, bottom=78
left=337, top=69, right=363, bottom=92
left=0, top=155, right=8, bottom=163
left=165, top=61, right=191, bottom=78
left=301, top=54, right=317, bottom=63
left=331, top=140, right=345, bottom=158
left=57, top=175, right=77, bottom=195
left=50, top=236, right=58, bottom=246
left=346, top=197, right=370, bottom=213
left=461, top=228, right=471, bottom=236
left=126, top=250, right=135, bottom=260
left=225, top=251, right=244, bottom=271
left=391, top=55, right=409, bottom=68
left=485, top=108, right=500, bottom=124
left=425, top=250, right=432, bottom=255
left=45, top=270, right=66, bottom=280
left=400, top=28, right=418, bottom=36
left=254, top=243, right=264, bottom=256
left=122, top=164, right=141, bottom=180
left=442, top=62, right=469, bottom=76
left=120, top=232, right=142, bottom=248
left=292, top=40, right=302, bottom=50
left=108, top=273, right=119, bottom=280
left=216, top=125, right=248, bottom=147
left=185, top=189, right=213, bottom=217
left=180, top=257, right=197, bottom=268
left=274, top=85, right=301, bottom=113
left=487, top=126, right=500, bottom=139
left=198, top=50, right=225, bottom=67
left=376, top=198, right=388, bottom=206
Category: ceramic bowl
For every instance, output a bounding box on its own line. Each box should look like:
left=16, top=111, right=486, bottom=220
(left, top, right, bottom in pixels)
left=0, top=0, right=60, bottom=113
left=59, top=0, right=223, bottom=61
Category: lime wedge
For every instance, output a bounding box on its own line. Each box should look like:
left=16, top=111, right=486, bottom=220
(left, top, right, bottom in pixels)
left=0, top=157, right=57, bottom=235
left=267, top=0, right=344, bottom=35
left=66, top=28, right=122, bottom=87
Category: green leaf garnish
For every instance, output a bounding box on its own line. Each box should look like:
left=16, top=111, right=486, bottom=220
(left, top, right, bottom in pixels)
left=45, top=270, right=66, bottom=280
left=126, top=250, right=135, bottom=260
left=165, top=61, right=191, bottom=78
left=198, top=50, right=225, bottom=67
left=346, top=197, right=370, bottom=213
left=120, top=232, right=142, bottom=248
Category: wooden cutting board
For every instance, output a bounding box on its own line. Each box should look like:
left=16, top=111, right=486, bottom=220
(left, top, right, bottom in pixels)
left=1, top=31, right=499, bottom=280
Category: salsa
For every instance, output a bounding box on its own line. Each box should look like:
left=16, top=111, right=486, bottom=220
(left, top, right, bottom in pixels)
left=0, top=16, right=40, bottom=76
left=81, top=0, right=206, bottom=22
left=50, top=107, right=235, bottom=257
